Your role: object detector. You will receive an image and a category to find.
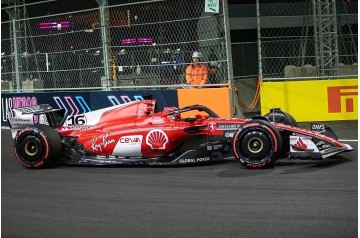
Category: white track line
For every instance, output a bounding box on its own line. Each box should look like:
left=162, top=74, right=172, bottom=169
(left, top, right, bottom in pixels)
left=338, top=139, right=358, bottom=142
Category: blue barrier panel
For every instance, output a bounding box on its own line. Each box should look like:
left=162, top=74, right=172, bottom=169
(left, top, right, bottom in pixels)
left=1, top=90, right=178, bottom=127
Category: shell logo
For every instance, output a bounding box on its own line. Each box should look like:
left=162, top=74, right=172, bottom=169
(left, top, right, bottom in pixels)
left=146, top=129, right=169, bottom=149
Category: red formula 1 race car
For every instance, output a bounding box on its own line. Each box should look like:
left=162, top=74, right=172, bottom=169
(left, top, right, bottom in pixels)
left=8, top=96, right=353, bottom=169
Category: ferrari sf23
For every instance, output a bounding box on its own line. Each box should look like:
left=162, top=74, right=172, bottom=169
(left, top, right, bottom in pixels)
left=8, top=97, right=353, bottom=169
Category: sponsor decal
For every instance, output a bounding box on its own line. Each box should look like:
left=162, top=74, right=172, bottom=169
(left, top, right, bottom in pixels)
left=290, top=136, right=319, bottom=153
left=179, top=158, right=195, bottom=163
left=244, top=122, right=260, bottom=128
left=327, top=86, right=358, bottom=113
left=208, top=122, right=217, bottom=133
left=315, top=140, right=331, bottom=150
left=8, top=114, right=34, bottom=128
left=96, top=155, right=118, bottom=159
left=196, top=157, right=211, bottom=162
left=95, top=155, right=143, bottom=160
left=218, top=124, right=241, bottom=129
left=15, top=127, right=38, bottom=141
left=9, top=118, right=32, bottom=123
left=120, top=135, right=142, bottom=144
left=311, top=124, right=326, bottom=133
left=179, top=157, right=210, bottom=163
left=91, top=133, right=116, bottom=152
left=246, top=162, right=268, bottom=168
left=225, top=132, right=235, bottom=138
left=291, top=137, right=307, bottom=151
left=61, top=125, right=94, bottom=131
left=320, top=147, right=338, bottom=154
left=146, top=129, right=168, bottom=149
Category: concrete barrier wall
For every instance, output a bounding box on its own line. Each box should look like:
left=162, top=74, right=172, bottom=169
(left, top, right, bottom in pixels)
left=284, top=64, right=358, bottom=78
left=260, top=78, right=358, bottom=122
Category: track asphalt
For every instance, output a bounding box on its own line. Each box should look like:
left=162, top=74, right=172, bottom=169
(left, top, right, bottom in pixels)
left=1, top=121, right=358, bottom=238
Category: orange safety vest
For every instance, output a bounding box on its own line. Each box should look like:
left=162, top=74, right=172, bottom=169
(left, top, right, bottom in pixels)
left=185, top=64, right=208, bottom=87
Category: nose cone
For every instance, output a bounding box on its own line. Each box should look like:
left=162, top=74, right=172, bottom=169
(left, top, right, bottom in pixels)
left=344, top=144, right=354, bottom=151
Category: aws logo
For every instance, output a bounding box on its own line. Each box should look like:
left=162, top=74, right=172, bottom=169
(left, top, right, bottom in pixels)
left=327, top=86, right=358, bottom=113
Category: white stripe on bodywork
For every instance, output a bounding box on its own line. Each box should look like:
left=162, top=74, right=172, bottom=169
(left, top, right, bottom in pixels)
left=112, top=135, right=143, bottom=156
left=63, top=101, right=138, bottom=126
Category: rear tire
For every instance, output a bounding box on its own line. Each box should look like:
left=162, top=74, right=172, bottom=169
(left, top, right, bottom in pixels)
left=232, top=120, right=282, bottom=169
left=14, top=124, right=62, bottom=168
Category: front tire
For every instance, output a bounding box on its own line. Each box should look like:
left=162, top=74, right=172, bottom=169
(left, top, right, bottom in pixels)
left=14, top=124, right=62, bottom=168
left=232, top=120, right=282, bottom=168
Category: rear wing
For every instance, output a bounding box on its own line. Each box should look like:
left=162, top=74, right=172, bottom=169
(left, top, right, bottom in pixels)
left=7, top=104, right=66, bottom=131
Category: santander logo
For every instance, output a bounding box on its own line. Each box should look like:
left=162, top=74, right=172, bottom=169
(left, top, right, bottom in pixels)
left=146, top=129, right=169, bottom=149
left=291, top=137, right=307, bottom=151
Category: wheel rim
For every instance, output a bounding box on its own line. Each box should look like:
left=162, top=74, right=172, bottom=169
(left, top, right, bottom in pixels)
left=24, top=141, right=38, bottom=156
left=239, top=129, right=272, bottom=162
left=247, top=137, right=264, bottom=153
left=18, top=135, right=44, bottom=163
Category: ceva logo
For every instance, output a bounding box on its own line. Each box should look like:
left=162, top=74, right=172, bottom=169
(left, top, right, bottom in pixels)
left=327, top=86, right=358, bottom=113
left=120, top=136, right=142, bottom=144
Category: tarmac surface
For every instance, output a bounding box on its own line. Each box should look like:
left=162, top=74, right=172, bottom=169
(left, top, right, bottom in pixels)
left=1, top=121, right=358, bottom=238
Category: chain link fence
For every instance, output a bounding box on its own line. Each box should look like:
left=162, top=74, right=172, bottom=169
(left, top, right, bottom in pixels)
left=231, top=42, right=258, bottom=80
left=1, top=0, right=358, bottom=92
left=1, top=0, right=231, bottom=92
left=230, top=0, right=357, bottom=80
left=258, top=0, right=357, bottom=79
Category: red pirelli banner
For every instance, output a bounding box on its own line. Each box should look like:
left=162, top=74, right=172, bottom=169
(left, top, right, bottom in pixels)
left=260, top=79, right=358, bottom=122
